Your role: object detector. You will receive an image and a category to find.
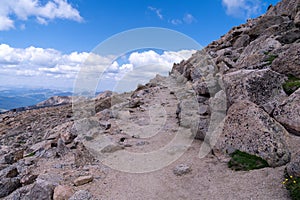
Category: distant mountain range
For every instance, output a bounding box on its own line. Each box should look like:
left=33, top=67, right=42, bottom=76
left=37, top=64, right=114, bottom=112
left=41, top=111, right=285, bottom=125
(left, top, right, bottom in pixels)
left=0, top=87, right=73, bottom=112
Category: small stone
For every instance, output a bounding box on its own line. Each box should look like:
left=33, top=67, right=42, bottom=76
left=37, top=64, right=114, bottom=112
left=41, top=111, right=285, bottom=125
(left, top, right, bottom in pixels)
left=173, top=164, right=192, bottom=176
left=53, top=185, right=74, bottom=200
left=136, top=141, right=149, bottom=146
left=69, top=190, right=92, bottom=200
left=73, top=175, right=93, bottom=186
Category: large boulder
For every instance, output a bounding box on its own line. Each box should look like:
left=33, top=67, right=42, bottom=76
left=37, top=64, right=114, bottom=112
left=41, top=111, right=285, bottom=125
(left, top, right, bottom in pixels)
left=235, top=36, right=282, bottom=69
left=222, top=69, right=287, bottom=114
left=271, top=43, right=300, bottom=78
left=214, top=100, right=290, bottom=167
left=273, top=88, right=300, bottom=135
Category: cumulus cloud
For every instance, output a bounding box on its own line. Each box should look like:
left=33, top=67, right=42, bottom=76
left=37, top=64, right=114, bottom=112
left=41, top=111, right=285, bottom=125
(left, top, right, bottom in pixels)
left=0, top=0, right=83, bottom=31
left=222, top=0, right=262, bottom=18
left=0, top=44, right=196, bottom=91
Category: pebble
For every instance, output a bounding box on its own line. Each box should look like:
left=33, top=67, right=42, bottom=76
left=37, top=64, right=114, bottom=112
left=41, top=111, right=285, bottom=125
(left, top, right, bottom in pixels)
left=173, top=164, right=192, bottom=176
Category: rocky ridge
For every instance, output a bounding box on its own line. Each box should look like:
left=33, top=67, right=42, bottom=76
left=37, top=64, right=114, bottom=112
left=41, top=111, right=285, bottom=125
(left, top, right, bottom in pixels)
left=0, top=0, right=300, bottom=199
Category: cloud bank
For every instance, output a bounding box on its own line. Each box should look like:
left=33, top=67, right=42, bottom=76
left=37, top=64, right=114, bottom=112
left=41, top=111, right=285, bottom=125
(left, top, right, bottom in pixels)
left=0, top=0, right=83, bottom=31
left=0, top=44, right=195, bottom=91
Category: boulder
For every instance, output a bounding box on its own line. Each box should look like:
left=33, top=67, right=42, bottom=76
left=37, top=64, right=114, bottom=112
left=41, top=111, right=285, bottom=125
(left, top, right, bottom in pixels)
left=271, top=43, right=300, bottom=78
left=0, top=177, right=21, bottom=198
left=214, top=100, right=290, bottom=167
left=222, top=69, right=287, bottom=114
left=273, top=88, right=300, bottom=135
left=286, top=151, right=300, bottom=178
left=235, top=36, right=281, bottom=69
left=27, top=179, right=55, bottom=200
left=233, top=34, right=251, bottom=49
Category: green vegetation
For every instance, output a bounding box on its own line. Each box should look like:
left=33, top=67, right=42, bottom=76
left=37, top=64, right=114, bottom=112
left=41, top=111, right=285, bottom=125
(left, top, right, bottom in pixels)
left=283, top=174, right=300, bottom=200
left=283, top=75, right=300, bottom=95
left=228, top=150, right=269, bottom=171
left=24, top=152, right=35, bottom=157
left=266, top=54, right=278, bottom=65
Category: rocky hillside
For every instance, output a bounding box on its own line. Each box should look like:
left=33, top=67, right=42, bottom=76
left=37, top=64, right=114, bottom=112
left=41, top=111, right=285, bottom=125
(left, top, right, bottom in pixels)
left=0, top=0, right=300, bottom=199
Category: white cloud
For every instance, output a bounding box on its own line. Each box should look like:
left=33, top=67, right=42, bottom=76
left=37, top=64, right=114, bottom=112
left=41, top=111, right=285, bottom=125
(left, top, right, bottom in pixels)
left=170, top=13, right=197, bottom=25
left=0, top=0, right=83, bottom=31
left=170, top=19, right=182, bottom=25
left=183, top=14, right=197, bottom=24
left=222, top=0, right=262, bottom=18
left=0, top=43, right=196, bottom=91
left=148, top=6, right=163, bottom=20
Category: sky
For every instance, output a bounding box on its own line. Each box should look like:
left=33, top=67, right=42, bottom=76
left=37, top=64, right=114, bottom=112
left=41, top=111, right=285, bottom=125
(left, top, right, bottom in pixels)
left=0, top=0, right=281, bottom=92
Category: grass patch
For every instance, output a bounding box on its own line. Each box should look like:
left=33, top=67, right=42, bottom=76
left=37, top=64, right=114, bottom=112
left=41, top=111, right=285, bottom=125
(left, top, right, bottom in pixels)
left=265, top=54, right=278, bottom=65
left=283, top=75, right=300, bottom=95
left=283, top=173, right=300, bottom=200
left=228, top=150, right=269, bottom=171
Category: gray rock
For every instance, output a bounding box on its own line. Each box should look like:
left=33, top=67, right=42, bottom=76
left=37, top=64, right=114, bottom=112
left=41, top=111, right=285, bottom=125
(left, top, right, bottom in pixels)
left=271, top=43, right=300, bottom=78
left=222, top=69, right=287, bottom=114
left=246, top=16, right=286, bottom=38
left=74, top=143, right=94, bottom=167
left=192, top=80, right=209, bottom=96
left=276, top=28, right=300, bottom=44
left=295, top=11, right=300, bottom=26
left=209, top=90, right=227, bottom=112
left=192, top=117, right=209, bottom=140
left=286, top=151, right=300, bottom=178
left=95, top=97, right=112, bottom=113
left=0, top=178, right=21, bottom=198
left=26, top=179, right=55, bottom=200
left=173, top=164, right=192, bottom=176
left=266, top=0, right=300, bottom=19
left=235, top=36, right=281, bottom=69
left=56, top=138, right=69, bottom=157
left=273, top=88, right=300, bottom=135
left=214, top=100, right=290, bottom=167
left=69, top=190, right=93, bottom=200
left=0, top=166, right=18, bottom=178
left=233, top=34, right=250, bottom=48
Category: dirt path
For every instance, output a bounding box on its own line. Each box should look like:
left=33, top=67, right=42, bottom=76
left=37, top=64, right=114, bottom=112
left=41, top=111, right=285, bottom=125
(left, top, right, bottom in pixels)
left=72, top=76, right=290, bottom=200
left=2, top=75, right=293, bottom=200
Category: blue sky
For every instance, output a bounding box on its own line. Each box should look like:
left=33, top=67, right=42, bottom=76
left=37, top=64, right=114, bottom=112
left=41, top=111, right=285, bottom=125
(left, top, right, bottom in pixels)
left=0, top=0, right=281, bottom=91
